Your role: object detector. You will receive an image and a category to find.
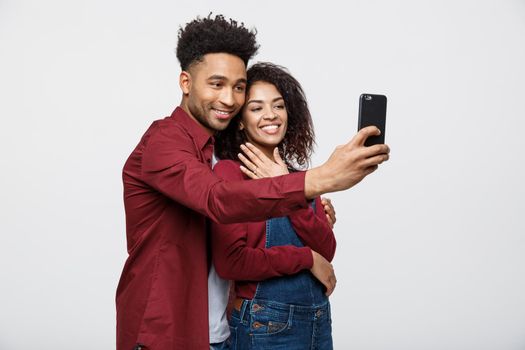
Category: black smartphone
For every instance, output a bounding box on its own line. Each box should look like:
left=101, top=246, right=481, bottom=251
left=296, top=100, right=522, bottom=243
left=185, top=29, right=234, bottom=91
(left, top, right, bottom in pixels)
left=358, top=94, right=387, bottom=146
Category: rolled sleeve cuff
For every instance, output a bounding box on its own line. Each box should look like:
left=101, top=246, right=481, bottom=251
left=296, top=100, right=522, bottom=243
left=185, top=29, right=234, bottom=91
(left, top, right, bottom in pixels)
left=279, top=171, right=308, bottom=210
left=298, top=246, right=314, bottom=269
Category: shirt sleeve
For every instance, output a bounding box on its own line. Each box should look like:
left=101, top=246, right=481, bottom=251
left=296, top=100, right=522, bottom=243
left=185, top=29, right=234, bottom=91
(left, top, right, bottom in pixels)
left=139, top=123, right=308, bottom=224
left=288, top=196, right=337, bottom=262
left=211, top=160, right=313, bottom=281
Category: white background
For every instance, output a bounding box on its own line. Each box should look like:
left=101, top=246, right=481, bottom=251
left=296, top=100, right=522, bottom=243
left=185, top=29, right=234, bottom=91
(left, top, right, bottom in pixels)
left=1, top=0, right=524, bottom=349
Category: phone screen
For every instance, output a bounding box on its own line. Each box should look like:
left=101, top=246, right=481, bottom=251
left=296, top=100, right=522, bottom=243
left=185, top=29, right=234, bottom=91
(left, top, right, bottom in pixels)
left=358, top=94, right=387, bottom=146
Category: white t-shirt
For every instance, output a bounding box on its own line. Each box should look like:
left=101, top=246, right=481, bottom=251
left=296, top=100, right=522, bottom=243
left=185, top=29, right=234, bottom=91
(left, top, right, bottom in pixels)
left=208, top=264, right=230, bottom=343
left=208, top=154, right=231, bottom=343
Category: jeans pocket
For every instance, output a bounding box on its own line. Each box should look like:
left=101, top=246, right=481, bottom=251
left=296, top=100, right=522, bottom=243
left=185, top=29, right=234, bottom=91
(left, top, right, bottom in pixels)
left=266, top=320, right=288, bottom=334
left=250, top=305, right=291, bottom=337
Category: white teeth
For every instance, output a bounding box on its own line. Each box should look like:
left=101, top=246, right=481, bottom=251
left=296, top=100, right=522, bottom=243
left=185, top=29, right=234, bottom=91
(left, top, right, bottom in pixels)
left=214, top=109, right=230, bottom=115
left=261, top=125, right=279, bottom=131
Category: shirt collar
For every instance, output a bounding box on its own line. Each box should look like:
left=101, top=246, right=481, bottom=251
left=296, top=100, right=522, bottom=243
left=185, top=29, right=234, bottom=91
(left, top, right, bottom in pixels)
left=170, top=107, right=215, bottom=150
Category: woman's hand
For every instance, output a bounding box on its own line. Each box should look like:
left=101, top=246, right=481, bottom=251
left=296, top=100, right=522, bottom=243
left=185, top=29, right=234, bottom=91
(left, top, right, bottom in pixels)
left=310, top=250, right=337, bottom=296
left=238, top=143, right=289, bottom=179
left=321, top=197, right=336, bottom=228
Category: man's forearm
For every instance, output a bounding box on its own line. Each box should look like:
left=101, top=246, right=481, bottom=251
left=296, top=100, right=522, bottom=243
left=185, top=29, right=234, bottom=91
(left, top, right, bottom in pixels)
left=304, top=166, right=331, bottom=200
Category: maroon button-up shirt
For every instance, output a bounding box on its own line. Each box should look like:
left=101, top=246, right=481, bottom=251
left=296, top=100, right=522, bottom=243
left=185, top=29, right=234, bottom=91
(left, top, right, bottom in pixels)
left=116, top=107, right=308, bottom=350
left=211, top=160, right=336, bottom=300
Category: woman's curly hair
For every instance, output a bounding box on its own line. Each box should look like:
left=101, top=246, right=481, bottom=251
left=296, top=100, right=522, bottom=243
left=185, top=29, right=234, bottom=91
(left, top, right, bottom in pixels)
left=215, top=62, right=315, bottom=170
left=176, top=14, right=259, bottom=70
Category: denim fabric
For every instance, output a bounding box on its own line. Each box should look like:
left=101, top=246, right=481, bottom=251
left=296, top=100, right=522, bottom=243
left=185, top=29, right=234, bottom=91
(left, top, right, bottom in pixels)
left=210, top=339, right=230, bottom=350
left=229, top=203, right=333, bottom=349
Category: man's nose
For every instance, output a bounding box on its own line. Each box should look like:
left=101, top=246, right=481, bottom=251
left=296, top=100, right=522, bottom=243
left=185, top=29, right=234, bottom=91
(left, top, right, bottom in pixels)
left=219, top=88, right=235, bottom=107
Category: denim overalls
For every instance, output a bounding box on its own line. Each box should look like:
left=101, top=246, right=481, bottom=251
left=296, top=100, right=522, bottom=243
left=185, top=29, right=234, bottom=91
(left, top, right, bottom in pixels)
left=229, top=205, right=333, bottom=350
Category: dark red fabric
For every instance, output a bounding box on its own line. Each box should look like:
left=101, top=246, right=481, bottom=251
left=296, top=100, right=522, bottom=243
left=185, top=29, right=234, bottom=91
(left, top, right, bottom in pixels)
left=211, top=160, right=336, bottom=300
left=116, top=107, right=308, bottom=350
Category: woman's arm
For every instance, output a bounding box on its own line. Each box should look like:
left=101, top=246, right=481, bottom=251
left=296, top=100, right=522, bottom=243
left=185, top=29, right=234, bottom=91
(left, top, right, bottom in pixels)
left=236, top=143, right=337, bottom=261
left=211, top=220, right=313, bottom=281
left=211, top=160, right=313, bottom=281
left=288, top=196, right=337, bottom=262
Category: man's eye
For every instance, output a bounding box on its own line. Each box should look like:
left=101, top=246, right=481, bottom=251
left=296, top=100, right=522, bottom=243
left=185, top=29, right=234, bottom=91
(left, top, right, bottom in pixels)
left=235, top=85, right=246, bottom=92
left=251, top=107, right=262, bottom=112
left=210, top=82, right=222, bottom=88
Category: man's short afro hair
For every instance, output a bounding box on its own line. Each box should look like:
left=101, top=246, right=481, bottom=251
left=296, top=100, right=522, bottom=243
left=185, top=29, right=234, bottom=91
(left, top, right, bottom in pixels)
left=176, top=14, right=259, bottom=71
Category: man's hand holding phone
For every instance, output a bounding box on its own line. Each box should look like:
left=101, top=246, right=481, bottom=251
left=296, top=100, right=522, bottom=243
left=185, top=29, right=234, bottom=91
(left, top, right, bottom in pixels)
left=305, top=126, right=389, bottom=198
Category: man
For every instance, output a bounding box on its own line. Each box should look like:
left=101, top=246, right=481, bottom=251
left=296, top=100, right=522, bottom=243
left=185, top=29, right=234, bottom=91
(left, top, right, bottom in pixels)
left=116, top=14, right=389, bottom=350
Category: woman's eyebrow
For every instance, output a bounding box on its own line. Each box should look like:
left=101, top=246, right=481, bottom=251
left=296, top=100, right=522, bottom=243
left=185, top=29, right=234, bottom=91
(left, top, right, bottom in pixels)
left=246, top=97, right=283, bottom=105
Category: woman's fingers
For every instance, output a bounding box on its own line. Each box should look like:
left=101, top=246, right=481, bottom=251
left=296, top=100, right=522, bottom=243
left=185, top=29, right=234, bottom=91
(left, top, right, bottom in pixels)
left=238, top=153, right=258, bottom=174
left=310, top=251, right=337, bottom=297
left=240, top=165, right=258, bottom=179
left=273, top=148, right=287, bottom=167
left=240, top=143, right=266, bottom=167
left=239, top=144, right=289, bottom=178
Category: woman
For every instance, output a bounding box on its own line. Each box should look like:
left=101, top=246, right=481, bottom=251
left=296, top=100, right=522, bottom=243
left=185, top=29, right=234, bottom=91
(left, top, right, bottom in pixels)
left=212, top=62, right=336, bottom=349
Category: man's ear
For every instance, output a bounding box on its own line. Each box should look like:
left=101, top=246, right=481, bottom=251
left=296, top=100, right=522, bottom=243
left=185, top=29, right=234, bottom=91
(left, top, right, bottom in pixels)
left=179, top=71, right=191, bottom=94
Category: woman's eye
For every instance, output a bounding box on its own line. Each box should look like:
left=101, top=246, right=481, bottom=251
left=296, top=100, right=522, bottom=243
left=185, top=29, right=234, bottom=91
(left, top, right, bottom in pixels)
left=251, top=107, right=262, bottom=112
left=275, top=105, right=285, bottom=109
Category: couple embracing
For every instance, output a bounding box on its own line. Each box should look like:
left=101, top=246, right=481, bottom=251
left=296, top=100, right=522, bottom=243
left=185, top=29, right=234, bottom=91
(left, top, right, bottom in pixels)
left=117, top=14, right=390, bottom=350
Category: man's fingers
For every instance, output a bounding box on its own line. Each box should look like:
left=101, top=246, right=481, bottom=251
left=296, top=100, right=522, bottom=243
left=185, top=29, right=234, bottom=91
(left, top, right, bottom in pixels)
left=321, top=197, right=333, bottom=211
left=325, top=206, right=336, bottom=226
left=326, top=211, right=336, bottom=225
left=363, top=153, right=390, bottom=168
left=323, top=202, right=335, bottom=215
left=321, top=197, right=336, bottom=228
left=350, top=126, right=381, bottom=147
left=363, top=164, right=379, bottom=176
left=361, top=144, right=390, bottom=158
left=326, top=214, right=334, bottom=229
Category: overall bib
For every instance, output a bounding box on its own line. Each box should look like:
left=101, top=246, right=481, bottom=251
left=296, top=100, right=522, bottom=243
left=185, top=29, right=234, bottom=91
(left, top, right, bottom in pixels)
left=229, top=206, right=333, bottom=350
